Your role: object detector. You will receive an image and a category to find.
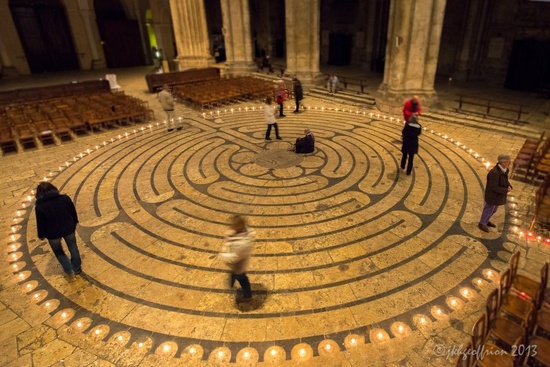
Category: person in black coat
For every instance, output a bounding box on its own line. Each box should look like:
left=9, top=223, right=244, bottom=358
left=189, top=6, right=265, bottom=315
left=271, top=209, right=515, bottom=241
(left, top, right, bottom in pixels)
left=293, top=129, right=315, bottom=153
left=293, top=78, right=303, bottom=113
left=35, top=182, right=82, bottom=275
left=478, top=154, right=512, bottom=232
left=400, top=117, right=422, bottom=175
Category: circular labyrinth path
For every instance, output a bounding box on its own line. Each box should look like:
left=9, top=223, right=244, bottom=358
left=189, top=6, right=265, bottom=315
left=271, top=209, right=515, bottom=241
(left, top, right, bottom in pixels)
left=10, top=106, right=513, bottom=365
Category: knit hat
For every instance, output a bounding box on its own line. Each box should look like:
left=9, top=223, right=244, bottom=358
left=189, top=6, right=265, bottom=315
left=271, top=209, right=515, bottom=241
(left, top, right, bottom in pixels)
left=497, top=154, right=511, bottom=163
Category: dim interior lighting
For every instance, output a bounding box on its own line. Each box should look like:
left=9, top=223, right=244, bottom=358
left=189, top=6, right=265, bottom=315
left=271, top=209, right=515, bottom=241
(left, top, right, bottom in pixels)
left=217, top=351, right=224, bottom=358
left=12, top=264, right=17, bottom=269
left=138, top=342, right=143, bottom=348
left=34, top=293, right=39, bottom=298
left=77, top=322, right=82, bottom=327
left=350, top=337, right=357, bottom=345
left=26, top=283, right=31, bottom=288
left=325, top=343, right=331, bottom=351
left=538, top=236, right=542, bottom=241
left=189, top=347, right=196, bottom=354
left=11, top=244, right=17, bottom=250
left=436, top=308, right=442, bottom=315
left=487, top=270, right=493, bottom=277
left=19, top=273, right=24, bottom=278
left=244, top=351, right=250, bottom=358
left=397, top=325, right=404, bottom=333
left=420, top=317, right=426, bottom=324
left=513, top=226, right=518, bottom=232
left=451, top=299, right=457, bottom=306
left=45, top=302, right=50, bottom=307
left=519, top=231, right=524, bottom=236
left=270, top=349, right=277, bottom=356
left=298, top=348, right=306, bottom=357
left=163, top=345, right=170, bottom=352
left=61, top=312, right=67, bottom=318
left=377, top=332, right=383, bottom=340
left=477, top=279, right=482, bottom=285
left=118, top=336, right=123, bottom=341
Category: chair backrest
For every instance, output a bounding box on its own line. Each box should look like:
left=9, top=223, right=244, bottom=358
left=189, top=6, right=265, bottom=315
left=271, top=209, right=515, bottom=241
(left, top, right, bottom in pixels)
left=471, top=314, right=487, bottom=352
left=499, top=268, right=512, bottom=297
left=455, top=341, right=473, bottom=367
left=509, top=251, right=520, bottom=279
left=485, top=289, right=500, bottom=328
left=541, top=263, right=549, bottom=293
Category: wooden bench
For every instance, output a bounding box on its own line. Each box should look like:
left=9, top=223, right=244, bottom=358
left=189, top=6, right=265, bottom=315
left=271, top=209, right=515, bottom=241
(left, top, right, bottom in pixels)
left=144, top=68, right=220, bottom=93
left=340, top=77, right=367, bottom=94
left=455, top=95, right=529, bottom=124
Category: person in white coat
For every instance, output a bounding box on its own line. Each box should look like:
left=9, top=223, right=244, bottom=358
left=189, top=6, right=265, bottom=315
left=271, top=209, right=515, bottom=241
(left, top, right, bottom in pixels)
left=264, top=97, right=281, bottom=140
left=219, top=215, right=255, bottom=301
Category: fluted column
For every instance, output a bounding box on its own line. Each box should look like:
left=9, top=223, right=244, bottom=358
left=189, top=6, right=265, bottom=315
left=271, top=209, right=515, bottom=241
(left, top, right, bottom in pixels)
left=220, top=0, right=256, bottom=75
left=170, top=0, right=214, bottom=69
left=285, top=0, right=324, bottom=89
left=76, top=0, right=105, bottom=69
left=377, top=0, right=447, bottom=112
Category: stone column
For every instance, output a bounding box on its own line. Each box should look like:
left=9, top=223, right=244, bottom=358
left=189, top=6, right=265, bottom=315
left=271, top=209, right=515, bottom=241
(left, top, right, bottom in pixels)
left=170, top=0, right=214, bottom=69
left=284, top=0, right=324, bottom=89
left=453, top=0, right=482, bottom=82
left=377, top=0, right=447, bottom=113
left=77, top=0, right=105, bottom=69
left=220, top=0, right=256, bottom=75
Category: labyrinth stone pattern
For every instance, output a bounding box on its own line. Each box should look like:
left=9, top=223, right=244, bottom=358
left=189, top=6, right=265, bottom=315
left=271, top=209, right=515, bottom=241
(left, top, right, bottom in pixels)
left=13, top=106, right=510, bottom=364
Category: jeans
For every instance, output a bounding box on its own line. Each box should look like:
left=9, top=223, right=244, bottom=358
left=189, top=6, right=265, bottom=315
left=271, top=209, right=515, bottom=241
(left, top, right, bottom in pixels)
left=230, top=273, right=252, bottom=299
left=47, top=232, right=81, bottom=274
left=265, top=123, right=280, bottom=139
left=277, top=102, right=285, bottom=116
left=480, top=202, right=498, bottom=225
left=401, top=152, right=415, bottom=175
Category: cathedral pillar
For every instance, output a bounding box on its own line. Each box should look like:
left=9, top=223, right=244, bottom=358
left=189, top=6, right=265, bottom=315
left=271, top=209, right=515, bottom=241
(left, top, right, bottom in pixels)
left=170, top=0, right=214, bottom=69
left=220, top=0, right=256, bottom=75
left=376, top=0, right=447, bottom=113
left=284, top=0, right=324, bottom=89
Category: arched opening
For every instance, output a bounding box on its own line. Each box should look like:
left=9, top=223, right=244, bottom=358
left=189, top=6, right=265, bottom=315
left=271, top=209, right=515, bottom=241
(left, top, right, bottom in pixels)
left=9, top=0, right=79, bottom=73
left=94, top=0, right=145, bottom=68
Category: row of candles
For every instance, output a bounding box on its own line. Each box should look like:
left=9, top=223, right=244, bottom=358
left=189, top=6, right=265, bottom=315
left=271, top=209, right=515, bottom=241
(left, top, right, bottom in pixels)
left=4, top=105, right=548, bottom=363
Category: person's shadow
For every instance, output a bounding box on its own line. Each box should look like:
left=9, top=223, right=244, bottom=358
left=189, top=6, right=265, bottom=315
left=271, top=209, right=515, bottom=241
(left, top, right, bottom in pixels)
left=234, top=283, right=269, bottom=312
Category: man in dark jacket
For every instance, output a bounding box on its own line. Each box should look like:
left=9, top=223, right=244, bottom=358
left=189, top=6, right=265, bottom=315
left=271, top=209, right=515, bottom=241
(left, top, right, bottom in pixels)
left=294, top=129, right=315, bottom=153
left=35, top=182, right=82, bottom=275
left=478, top=154, right=512, bottom=232
left=400, top=118, right=422, bottom=175
left=293, top=78, right=303, bottom=113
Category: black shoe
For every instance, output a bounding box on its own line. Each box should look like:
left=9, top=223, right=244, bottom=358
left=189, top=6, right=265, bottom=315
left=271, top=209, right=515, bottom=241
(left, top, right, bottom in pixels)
left=487, top=221, right=496, bottom=228
left=406, top=171, right=412, bottom=175
left=74, top=269, right=82, bottom=275
left=276, top=137, right=282, bottom=140
left=279, top=115, right=286, bottom=118
left=167, top=129, right=174, bottom=132
left=293, top=110, right=299, bottom=113
left=176, top=127, right=182, bottom=131
left=265, top=137, right=272, bottom=140
left=478, top=223, right=490, bottom=233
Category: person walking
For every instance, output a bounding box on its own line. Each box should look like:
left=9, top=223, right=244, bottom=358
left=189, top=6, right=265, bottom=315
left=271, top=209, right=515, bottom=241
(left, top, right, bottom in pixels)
left=293, top=77, right=303, bottom=113
left=478, top=154, right=513, bottom=232
left=327, top=74, right=339, bottom=94
left=219, top=215, right=255, bottom=302
left=403, top=95, right=421, bottom=123
left=264, top=97, right=281, bottom=140
left=34, top=182, right=82, bottom=275
left=274, top=80, right=287, bottom=117
left=158, top=84, right=181, bottom=131
left=400, top=117, right=422, bottom=175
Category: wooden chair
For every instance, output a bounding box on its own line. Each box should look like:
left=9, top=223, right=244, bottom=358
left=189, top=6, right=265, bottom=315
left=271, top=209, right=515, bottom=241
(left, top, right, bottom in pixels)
left=456, top=342, right=473, bottom=367
left=0, top=125, right=17, bottom=153
left=499, top=269, right=534, bottom=327
left=471, top=314, right=514, bottom=367
left=509, top=251, right=548, bottom=304
left=527, top=336, right=550, bottom=366
left=486, top=289, right=529, bottom=351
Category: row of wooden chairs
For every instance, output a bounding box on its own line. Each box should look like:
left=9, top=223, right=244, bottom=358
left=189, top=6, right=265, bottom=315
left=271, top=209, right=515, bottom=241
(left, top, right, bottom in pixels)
left=172, top=77, right=273, bottom=109
left=529, top=173, right=550, bottom=231
left=511, top=131, right=550, bottom=183
left=457, top=252, right=549, bottom=366
left=0, top=92, right=152, bottom=154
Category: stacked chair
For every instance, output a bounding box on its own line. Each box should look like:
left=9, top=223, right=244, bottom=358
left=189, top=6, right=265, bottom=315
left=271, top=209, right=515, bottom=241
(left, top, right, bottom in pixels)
left=530, top=173, right=550, bottom=231
left=457, top=251, right=549, bottom=366
left=511, top=132, right=547, bottom=181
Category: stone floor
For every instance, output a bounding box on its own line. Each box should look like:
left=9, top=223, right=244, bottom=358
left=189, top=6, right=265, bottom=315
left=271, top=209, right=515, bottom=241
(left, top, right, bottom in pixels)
left=0, top=67, right=549, bottom=367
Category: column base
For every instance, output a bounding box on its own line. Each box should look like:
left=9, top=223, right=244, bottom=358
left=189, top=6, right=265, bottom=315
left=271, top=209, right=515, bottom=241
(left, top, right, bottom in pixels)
left=0, top=66, right=19, bottom=78
left=375, top=83, right=438, bottom=117
left=225, top=62, right=257, bottom=76
left=176, top=56, right=215, bottom=70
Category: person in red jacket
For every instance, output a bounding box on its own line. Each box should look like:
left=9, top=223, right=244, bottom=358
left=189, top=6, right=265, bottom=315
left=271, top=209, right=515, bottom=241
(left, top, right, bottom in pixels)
left=403, top=95, right=421, bottom=122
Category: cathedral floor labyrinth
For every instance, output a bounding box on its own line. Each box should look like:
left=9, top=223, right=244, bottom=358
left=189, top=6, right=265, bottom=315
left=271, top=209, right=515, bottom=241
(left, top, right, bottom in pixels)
left=10, top=106, right=511, bottom=365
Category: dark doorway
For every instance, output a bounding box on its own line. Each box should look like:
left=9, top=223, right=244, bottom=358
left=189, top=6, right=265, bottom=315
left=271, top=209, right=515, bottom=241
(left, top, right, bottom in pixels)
left=95, top=0, right=145, bottom=68
left=505, top=39, right=550, bottom=92
left=328, top=33, right=352, bottom=65
left=9, top=0, right=79, bottom=73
